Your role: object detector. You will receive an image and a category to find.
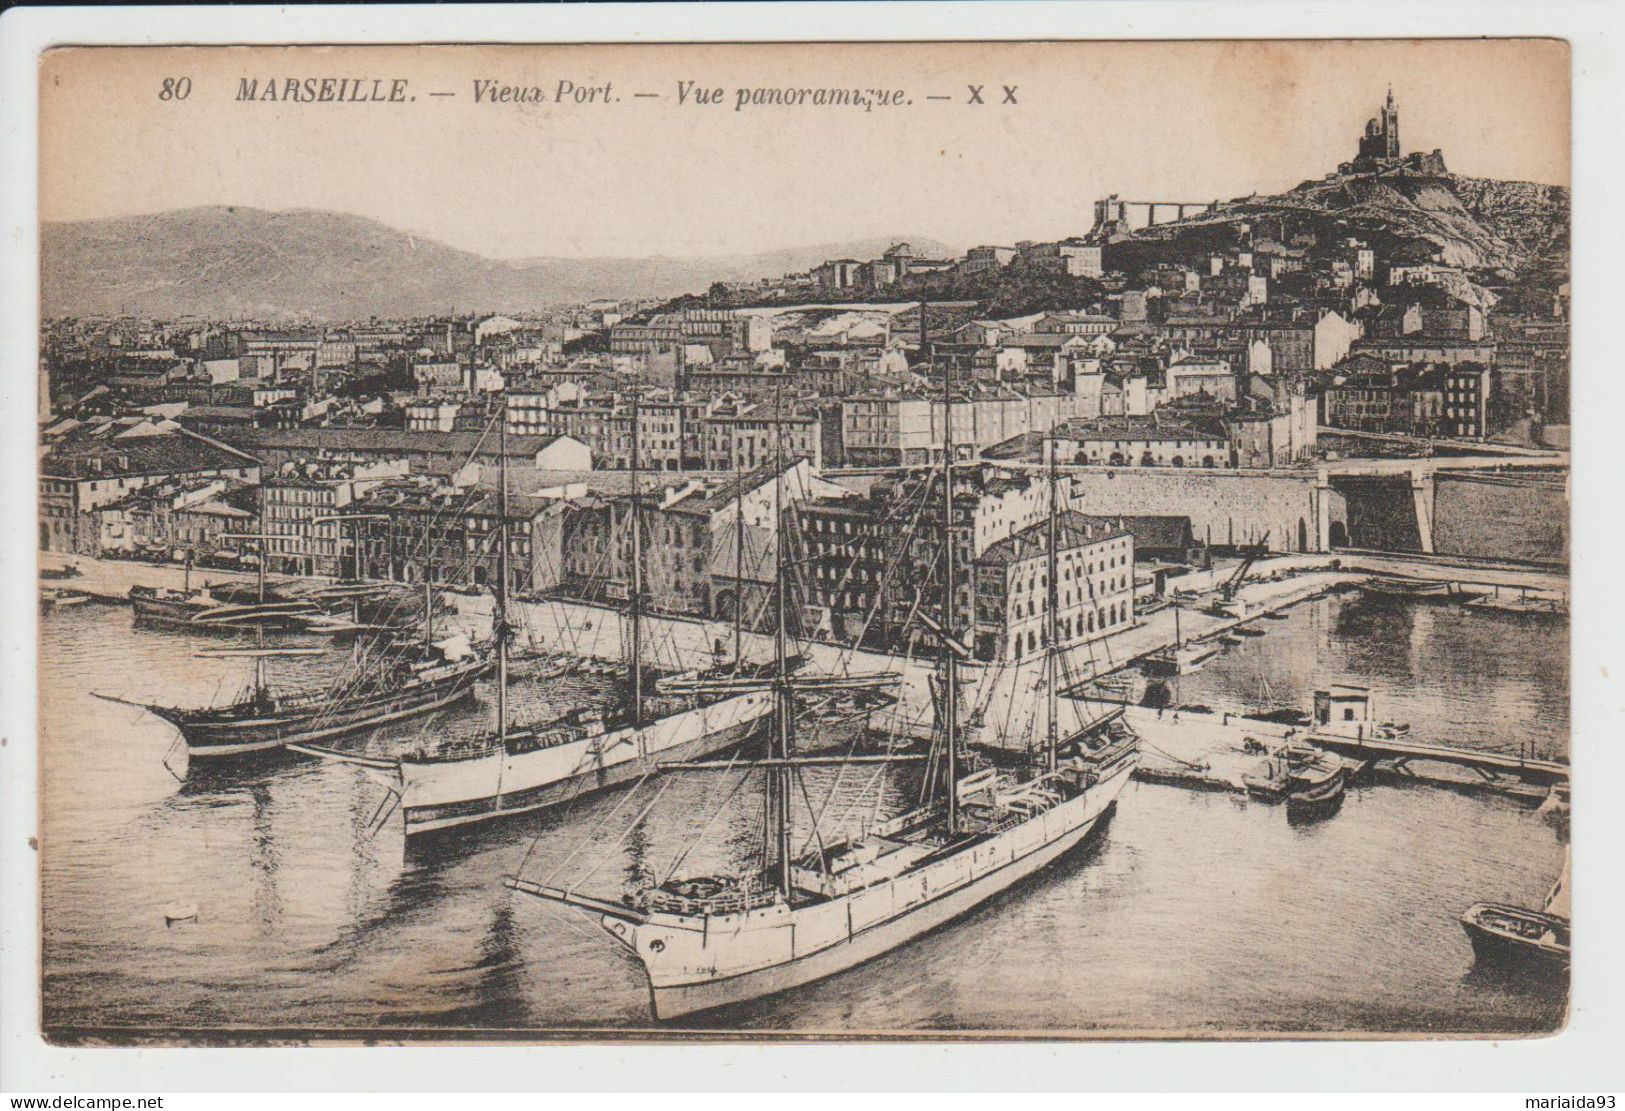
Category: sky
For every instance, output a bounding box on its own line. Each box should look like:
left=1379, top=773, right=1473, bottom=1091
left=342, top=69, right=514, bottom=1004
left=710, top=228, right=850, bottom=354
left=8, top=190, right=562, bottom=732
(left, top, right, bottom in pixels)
left=39, top=40, right=1569, bottom=260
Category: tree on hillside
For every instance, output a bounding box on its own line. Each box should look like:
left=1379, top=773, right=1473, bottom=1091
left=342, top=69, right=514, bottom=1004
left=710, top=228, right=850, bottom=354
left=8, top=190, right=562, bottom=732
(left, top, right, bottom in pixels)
left=563, top=330, right=609, bottom=356
left=640, top=257, right=1108, bottom=320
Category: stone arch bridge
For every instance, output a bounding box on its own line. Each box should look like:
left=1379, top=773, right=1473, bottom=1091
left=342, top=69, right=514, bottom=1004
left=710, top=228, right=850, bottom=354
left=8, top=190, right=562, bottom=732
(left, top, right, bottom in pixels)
left=1091, top=194, right=1219, bottom=233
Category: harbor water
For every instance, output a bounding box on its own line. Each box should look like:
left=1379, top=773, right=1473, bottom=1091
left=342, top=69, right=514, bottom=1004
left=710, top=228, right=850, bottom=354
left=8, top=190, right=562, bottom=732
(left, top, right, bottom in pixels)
left=38, top=590, right=1569, bottom=1037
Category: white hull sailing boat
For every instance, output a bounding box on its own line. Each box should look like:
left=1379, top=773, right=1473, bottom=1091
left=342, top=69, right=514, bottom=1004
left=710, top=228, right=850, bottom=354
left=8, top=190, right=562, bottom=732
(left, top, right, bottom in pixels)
left=510, top=752, right=1134, bottom=1019
left=397, top=691, right=776, bottom=834
left=345, top=395, right=777, bottom=836
left=507, top=345, right=1139, bottom=1020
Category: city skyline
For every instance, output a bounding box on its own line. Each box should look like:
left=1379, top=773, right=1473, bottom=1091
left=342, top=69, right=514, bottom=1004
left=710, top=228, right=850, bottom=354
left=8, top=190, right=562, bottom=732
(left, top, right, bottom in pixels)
left=40, top=40, right=1568, bottom=262
left=28, top=34, right=1576, bottom=1049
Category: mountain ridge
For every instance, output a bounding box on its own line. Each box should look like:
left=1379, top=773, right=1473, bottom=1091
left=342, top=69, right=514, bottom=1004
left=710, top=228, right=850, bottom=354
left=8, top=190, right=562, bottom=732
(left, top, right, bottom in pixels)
left=41, top=166, right=1568, bottom=322
left=40, top=206, right=955, bottom=319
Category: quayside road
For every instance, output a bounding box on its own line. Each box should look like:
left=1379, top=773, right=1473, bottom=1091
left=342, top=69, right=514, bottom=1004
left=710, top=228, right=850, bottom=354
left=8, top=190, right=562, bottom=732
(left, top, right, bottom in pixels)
left=39, top=549, right=1565, bottom=751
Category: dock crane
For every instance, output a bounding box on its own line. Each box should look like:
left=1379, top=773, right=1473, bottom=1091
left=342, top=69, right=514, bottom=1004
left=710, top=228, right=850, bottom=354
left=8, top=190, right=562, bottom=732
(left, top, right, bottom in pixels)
left=1218, top=533, right=1270, bottom=606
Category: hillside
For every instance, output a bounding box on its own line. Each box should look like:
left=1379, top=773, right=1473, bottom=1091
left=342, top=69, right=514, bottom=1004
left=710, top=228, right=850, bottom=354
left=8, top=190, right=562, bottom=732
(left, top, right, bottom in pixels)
left=1124, top=170, right=1569, bottom=278
left=1444, top=175, right=1570, bottom=270
left=658, top=259, right=1107, bottom=321
left=510, top=234, right=956, bottom=307
left=39, top=206, right=953, bottom=319
left=41, top=167, right=1567, bottom=322
left=644, top=169, right=1567, bottom=322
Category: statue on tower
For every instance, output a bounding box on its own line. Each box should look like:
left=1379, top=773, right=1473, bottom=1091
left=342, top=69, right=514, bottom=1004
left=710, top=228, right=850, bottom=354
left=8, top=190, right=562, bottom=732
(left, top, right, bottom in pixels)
left=1383, top=87, right=1401, bottom=157
left=1356, top=87, right=1401, bottom=165
left=1344, top=87, right=1446, bottom=175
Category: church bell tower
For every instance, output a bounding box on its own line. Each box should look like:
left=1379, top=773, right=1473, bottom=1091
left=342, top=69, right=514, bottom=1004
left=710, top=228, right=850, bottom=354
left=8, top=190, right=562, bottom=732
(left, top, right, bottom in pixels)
left=1382, top=86, right=1400, bottom=159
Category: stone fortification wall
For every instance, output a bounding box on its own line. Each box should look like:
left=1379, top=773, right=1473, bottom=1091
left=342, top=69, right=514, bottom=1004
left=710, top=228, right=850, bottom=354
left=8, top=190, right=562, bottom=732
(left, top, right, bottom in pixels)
left=1336, top=478, right=1423, bottom=552
left=1432, top=472, right=1568, bottom=564
left=1064, top=468, right=1325, bottom=553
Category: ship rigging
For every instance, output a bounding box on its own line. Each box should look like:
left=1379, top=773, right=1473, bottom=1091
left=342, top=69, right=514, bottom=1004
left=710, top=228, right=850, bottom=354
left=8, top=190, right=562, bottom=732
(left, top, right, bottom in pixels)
left=505, top=325, right=1142, bottom=1020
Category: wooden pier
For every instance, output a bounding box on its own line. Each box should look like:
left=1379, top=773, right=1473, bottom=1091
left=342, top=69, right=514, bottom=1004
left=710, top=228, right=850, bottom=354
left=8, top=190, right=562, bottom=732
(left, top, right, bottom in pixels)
left=1306, top=732, right=1568, bottom=788
left=1120, top=704, right=1565, bottom=805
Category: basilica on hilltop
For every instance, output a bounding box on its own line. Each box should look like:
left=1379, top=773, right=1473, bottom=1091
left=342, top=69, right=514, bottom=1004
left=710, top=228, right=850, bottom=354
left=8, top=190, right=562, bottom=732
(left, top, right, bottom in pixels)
left=1341, top=88, right=1449, bottom=175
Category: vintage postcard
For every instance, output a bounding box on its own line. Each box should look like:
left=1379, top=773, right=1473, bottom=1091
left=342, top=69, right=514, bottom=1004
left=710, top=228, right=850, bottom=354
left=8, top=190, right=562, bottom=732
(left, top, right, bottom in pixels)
left=29, top=37, right=1571, bottom=1045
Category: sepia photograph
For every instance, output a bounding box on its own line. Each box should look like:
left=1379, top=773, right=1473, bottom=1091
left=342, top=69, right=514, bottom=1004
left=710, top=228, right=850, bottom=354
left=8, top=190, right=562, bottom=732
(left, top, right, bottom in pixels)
left=19, top=33, right=1583, bottom=1050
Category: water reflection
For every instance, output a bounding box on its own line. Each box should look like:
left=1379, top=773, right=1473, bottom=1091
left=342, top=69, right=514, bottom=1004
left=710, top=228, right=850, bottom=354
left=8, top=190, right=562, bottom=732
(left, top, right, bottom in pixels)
left=39, top=594, right=1568, bottom=1035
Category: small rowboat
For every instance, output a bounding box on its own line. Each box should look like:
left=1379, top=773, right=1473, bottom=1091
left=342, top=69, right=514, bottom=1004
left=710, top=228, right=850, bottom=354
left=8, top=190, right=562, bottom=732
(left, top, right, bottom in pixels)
left=41, top=587, right=92, bottom=611
left=1460, top=902, right=1568, bottom=971
left=1364, top=577, right=1455, bottom=599
left=163, top=901, right=199, bottom=925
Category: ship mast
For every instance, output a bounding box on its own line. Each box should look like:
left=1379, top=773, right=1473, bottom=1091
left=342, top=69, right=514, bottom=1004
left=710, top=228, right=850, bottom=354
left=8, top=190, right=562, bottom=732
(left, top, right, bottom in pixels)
left=219, top=524, right=280, bottom=695
left=507, top=389, right=920, bottom=917
left=770, top=382, right=794, bottom=896
left=939, top=304, right=961, bottom=837
left=1044, top=443, right=1061, bottom=773
left=733, top=449, right=745, bottom=670
left=423, top=543, right=434, bottom=642
left=496, top=400, right=511, bottom=750
left=628, top=390, right=644, bottom=729
left=257, top=496, right=268, bottom=605
left=311, top=510, right=388, bottom=663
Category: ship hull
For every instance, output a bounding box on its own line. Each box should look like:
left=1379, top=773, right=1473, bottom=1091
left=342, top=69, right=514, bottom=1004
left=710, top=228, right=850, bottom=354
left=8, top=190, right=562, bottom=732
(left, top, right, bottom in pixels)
left=171, top=668, right=485, bottom=757
left=400, top=691, right=775, bottom=836
left=1364, top=578, right=1460, bottom=600
left=1286, top=762, right=1346, bottom=820
left=627, top=757, right=1136, bottom=1021
left=133, top=597, right=318, bottom=630
left=131, top=595, right=211, bottom=625
left=1460, top=903, right=1570, bottom=971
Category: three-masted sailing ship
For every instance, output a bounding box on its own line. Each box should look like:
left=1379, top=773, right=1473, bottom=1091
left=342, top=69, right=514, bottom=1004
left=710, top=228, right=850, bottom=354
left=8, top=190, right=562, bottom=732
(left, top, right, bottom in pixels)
left=506, top=359, right=1140, bottom=1020
left=366, top=395, right=778, bottom=835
